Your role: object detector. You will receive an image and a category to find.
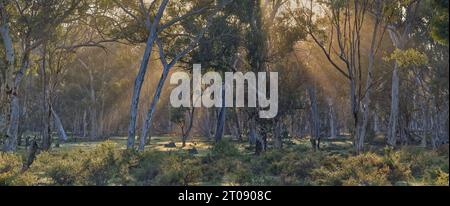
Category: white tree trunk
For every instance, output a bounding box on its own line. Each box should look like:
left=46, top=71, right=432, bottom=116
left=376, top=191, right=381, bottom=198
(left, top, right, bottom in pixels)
left=83, top=110, right=88, bottom=138
left=51, top=106, right=68, bottom=142
left=88, top=70, right=98, bottom=140
left=1, top=3, right=16, bottom=151
left=328, top=99, right=337, bottom=139
left=387, top=64, right=400, bottom=147
left=355, top=13, right=380, bottom=153
left=373, top=104, right=380, bottom=134
left=127, top=0, right=169, bottom=150
left=138, top=65, right=171, bottom=151
left=308, top=86, right=320, bottom=150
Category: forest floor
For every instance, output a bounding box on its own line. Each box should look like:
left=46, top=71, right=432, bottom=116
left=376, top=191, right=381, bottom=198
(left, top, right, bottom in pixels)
left=2, top=134, right=448, bottom=186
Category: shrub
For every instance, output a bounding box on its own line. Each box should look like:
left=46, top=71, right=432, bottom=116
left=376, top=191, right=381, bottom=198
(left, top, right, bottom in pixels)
left=277, top=151, right=323, bottom=185
left=32, top=151, right=82, bottom=185
left=209, top=140, right=241, bottom=159
left=338, top=153, right=392, bottom=186
left=398, top=147, right=449, bottom=179
left=423, top=168, right=449, bottom=186
left=0, top=152, right=38, bottom=186
left=79, top=141, right=126, bottom=185
left=154, top=154, right=202, bottom=186
left=435, top=170, right=449, bottom=186
left=32, top=141, right=131, bottom=186
left=130, top=151, right=166, bottom=185
left=382, top=149, right=413, bottom=183
left=249, top=150, right=284, bottom=176
left=321, top=152, right=411, bottom=186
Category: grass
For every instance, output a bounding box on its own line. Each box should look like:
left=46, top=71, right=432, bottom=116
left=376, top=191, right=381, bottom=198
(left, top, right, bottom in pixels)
left=3, top=134, right=448, bottom=186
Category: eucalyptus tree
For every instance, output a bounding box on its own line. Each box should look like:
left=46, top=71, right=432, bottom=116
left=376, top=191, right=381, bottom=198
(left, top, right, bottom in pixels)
left=290, top=0, right=390, bottom=153
left=0, top=0, right=87, bottom=151
left=385, top=0, right=424, bottom=147
left=100, top=0, right=232, bottom=150
left=386, top=0, right=449, bottom=148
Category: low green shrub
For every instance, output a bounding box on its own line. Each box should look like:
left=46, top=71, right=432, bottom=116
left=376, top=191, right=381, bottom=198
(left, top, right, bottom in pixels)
left=318, top=152, right=411, bottom=186
left=32, top=151, right=82, bottom=185
left=209, top=140, right=241, bottom=159
left=0, top=152, right=38, bottom=186
left=154, top=154, right=202, bottom=186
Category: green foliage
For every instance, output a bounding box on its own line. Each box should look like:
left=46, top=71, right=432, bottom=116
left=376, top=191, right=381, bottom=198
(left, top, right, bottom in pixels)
left=154, top=154, right=202, bottom=186
left=385, top=49, right=429, bottom=68
left=277, top=151, right=323, bottom=185
left=170, top=107, right=188, bottom=125
left=79, top=141, right=129, bottom=185
left=31, top=141, right=131, bottom=186
left=130, top=151, right=166, bottom=185
left=209, top=140, right=241, bottom=159
left=398, top=146, right=449, bottom=185
left=131, top=151, right=202, bottom=186
left=0, top=153, right=37, bottom=186
left=2, top=140, right=448, bottom=186
left=31, top=151, right=81, bottom=185
left=313, top=151, right=412, bottom=186
left=430, top=0, right=449, bottom=45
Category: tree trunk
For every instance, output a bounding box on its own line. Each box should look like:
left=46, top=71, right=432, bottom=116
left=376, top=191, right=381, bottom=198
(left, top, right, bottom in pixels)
left=51, top=106, right=68, bottom=142
left=233, top=108, right=243, bottom=142
left=41, top=46, right=52, bottom=151
left=328, top=99, right=337, bottom=139
left=1, top=3, right=16, bottom=151
left=127, top=0, right=169, bottom=150
left=355, top=13, right=380, bottom=153
left=373, top=105, right=380, bottom=134
left=273, top=118, right=283, bottom=150
left=82, top=110, right=88, bottom=138
left=387, top=64, right=400, bottom=147
left=214, top=83, right=227, bottom=143
left=138, top=65, right=171, bottom=151
left=182, top=107, right=195, bottom=147
left=386, top=15, right=412, bottom=147
left=3, top=95, right=20, bottom=151
left=308, top=86, right=320, bottom=151
left=88, top=69, right=98, bottom=140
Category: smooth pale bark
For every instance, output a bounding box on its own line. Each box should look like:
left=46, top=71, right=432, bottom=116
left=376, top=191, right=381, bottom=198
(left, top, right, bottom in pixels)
left=386, top=3, right=415, bottom=147
left=373, top=104, right=380, bottom=134
left=78, top=59, right=98, bottom=140
left=328, top=99, right=337, bottom=139
left=387, top=63, right=400, bottom=147
left=51, top=106, right=68, bottom=142
left=308, top=85, right=320, bottom=150
left=88, top=69, right=98, bottom=140
left=138, top=13, right=216, bottom=151
left=0, top=2, right=12, bottom=137
left=1, top=3, right=16, bottom=151
left=98, top=94, right=105, bottom=138
left=138, top=65, right=170, bottom=151
left=127, top=0, right=169, bottom=150
left=3, top=53, right=30, bottom=151
left=83, top=110, right=88, bottom=138
left=355, top=11, right=380, bottom=153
